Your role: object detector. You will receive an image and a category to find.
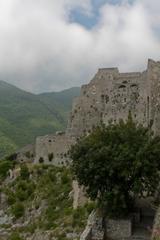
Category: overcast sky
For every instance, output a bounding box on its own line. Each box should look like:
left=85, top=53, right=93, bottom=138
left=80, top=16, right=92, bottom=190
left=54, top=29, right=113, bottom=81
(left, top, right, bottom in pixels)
left=0, top=0, right=160, bottom=93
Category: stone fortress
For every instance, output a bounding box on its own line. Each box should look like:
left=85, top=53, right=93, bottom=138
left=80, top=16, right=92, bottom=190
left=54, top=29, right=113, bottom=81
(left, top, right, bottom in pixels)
left=32, top=59, right=160, bottom=166
left=16, top=59, right=160, bottom=240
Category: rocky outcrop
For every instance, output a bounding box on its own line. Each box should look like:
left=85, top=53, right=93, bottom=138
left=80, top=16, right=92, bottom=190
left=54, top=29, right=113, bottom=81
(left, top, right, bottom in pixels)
left=80, top=211, right=105, bottom=240
left=152, top=206, right=160, bottom=240
left=72, top=180, right=88, bottom=209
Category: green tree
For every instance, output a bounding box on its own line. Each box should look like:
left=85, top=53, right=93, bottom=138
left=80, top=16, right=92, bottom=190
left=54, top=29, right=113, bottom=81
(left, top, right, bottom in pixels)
left=70, top=116, right=160, bottom=217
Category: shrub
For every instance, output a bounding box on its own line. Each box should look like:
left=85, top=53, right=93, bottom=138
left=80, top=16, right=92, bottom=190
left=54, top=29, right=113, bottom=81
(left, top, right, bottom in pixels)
left=8, top=232, right=23, bottom=240
left=11, top=202, right=25, bottom=219
left=72, top=207, right=86, bottom=227
left=15, top=180, right=35, bottom=201
left=15, top=189, right=28, bottom=201
left=20, top=164, right=30, bottom=180
left=48, top=169, right=56, bottom=182
left=7, top=192, right=16, bottom=205
left=7, top=153, right=17, bottom=161
left=0, top=160, right=13, bottom=180
left=85, top=202, right=96, bottom=214
left=61, top=172, right=70, bottom=185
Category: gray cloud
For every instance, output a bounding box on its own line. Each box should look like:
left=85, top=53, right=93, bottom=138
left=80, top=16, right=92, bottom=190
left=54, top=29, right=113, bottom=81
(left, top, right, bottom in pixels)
left=0, top=0, right=159, bottom=93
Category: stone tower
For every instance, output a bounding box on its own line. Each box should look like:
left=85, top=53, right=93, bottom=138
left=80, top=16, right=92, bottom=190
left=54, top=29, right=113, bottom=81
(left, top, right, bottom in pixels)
left=67, top=59, right=160, bottom=137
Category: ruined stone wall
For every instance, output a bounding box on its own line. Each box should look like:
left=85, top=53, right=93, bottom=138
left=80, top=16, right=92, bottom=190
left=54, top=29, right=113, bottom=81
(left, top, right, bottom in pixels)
left=34, top=59, right=160, bottom=166
left=67, top=59, right=160, bottom=139
left=16, top=144, right=35, bottom=163
left=35, top=132, right=75, bottom=166
left=147, top=59, right=160, bottom=135
left=72, top=180, right=88, bottom=209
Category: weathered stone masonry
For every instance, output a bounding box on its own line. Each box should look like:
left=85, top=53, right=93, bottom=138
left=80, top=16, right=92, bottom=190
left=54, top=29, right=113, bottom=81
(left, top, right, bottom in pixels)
left=67, top=59, right=160, bottom=138
left=35, top=132, right=76, bottom=166
left=34, top=59, right=160, bottom=166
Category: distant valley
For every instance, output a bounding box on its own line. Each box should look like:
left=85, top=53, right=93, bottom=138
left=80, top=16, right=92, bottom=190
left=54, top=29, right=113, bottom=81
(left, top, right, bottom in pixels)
left=0, top=80, right=80, bottom=158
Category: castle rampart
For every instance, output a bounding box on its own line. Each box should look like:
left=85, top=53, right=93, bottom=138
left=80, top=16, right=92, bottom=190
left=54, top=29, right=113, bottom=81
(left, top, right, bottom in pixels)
left=67, top=59, right=160, bottom=138
left=34, top=59, right=160, bottom=166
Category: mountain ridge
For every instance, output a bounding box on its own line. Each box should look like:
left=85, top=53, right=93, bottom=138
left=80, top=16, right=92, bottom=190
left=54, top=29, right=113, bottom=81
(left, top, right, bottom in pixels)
left=0, top=80, right=80, bottom=158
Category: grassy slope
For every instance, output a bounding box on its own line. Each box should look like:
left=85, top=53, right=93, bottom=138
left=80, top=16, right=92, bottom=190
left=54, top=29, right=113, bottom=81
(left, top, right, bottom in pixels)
left=0, top=81, right=80, bottom=158
left=0, top=164, right=93, bottom=240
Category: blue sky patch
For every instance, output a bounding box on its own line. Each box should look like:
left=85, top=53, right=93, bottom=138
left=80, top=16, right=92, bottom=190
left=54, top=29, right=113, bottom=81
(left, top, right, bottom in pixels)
left=70, top=0, right=134, bottom=29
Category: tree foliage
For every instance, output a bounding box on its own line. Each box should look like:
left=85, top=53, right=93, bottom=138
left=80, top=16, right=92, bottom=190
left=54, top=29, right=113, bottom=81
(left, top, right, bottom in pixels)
left=70, top=116, right=160, bottom=217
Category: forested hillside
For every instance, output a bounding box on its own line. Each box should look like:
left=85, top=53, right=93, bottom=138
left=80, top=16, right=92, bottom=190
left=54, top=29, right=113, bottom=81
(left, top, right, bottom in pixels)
left=0, top=81, right=80, bottom=158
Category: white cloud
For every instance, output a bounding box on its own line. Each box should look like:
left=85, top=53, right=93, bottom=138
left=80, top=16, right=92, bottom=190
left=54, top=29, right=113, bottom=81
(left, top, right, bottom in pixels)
left=0, top=0, right=159, bottom=92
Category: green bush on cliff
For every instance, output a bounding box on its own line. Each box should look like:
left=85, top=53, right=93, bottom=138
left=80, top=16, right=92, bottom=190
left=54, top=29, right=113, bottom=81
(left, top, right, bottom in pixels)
left=7, top=191, right=16, bottom=205
left=0, top=160, right=14, bottom=180
left=20, top=164, right=30, bottom=180
left=8, top=232, right=24, bottom=240
left=72, top=207, right=87, bottom=228
left=11, top=202, right=25, bottom=219
left=70, top=114, right=160, bottom=217
left=2, top=165, right=90, bottom=238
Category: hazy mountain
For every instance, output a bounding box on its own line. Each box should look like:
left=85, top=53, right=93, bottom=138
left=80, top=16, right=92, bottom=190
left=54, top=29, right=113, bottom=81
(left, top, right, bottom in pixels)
left=0, top=80, right=80, bottom=158
left=39, top=87, right=80, bottom=124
